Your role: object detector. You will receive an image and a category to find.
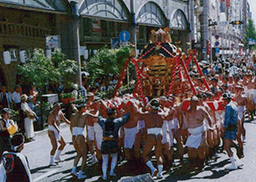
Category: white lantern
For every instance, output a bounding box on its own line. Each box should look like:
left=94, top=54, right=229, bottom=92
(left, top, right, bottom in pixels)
left=3, top=51, right=11, bottom=65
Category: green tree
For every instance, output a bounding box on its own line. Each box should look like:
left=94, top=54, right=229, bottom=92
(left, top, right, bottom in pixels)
left=244, top=18, right=256, bottom=50
left=84, top=46, right=131, bottom=82
left=17, top=48, right=78, bottom=92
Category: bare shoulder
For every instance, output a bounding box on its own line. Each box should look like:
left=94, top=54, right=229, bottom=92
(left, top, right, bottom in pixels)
left=198, top=106, right=208, bottom=113
left=48, top=111, right=54, bottom=117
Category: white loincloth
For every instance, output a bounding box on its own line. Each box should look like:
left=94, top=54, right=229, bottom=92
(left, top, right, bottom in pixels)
left=48, top=125, right=61, bottom=141
left=185, top=125, right=205, bottom=149
left=147, top=127, right=163, bottom=135
left=247, top=89, right=256, bottom=103
left=237, top=106, right=245, bottom=120
left=124, top=127, right=139, bottom=149
left=87, top=126, right=94, bottom=141
left=94, top=122, right=103, bottom=150
left=72, top=127, right=85, bottom=137
left=72, top=127, right=78, bottom=136
left=162, top=121, right=172, bottom=146
left=171, top=118, right=179, bottom=131
left=137, top=120, right=145, bottom=130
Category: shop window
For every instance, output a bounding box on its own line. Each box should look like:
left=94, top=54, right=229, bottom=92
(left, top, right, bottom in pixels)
left=139, top=26, right=144, bottom=39
left=101, top=20, right=108, bottom=37
left=109, top=21, right=116, bottom=37
left=81, top=18, right=92, bottom=36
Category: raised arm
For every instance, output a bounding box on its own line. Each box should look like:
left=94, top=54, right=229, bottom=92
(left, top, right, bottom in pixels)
left=201, top=108, right=213, bottom=128
left=59, top=111, right=71, bottom=125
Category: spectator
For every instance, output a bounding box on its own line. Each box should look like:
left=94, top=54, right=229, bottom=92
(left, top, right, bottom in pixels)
left=202, top=66, right=209, bottom=76
left=80, top=78, right=87, bottom=98
left=27, top=96, right=40, bottom=125
left=107, top=81, right=114, bottom=91
left=0, top=108, right=18, bottom=156
left=71, top=84, right=79, bottom=101
left=100, top=82, right=106, bottom=92
left=29, top=84, right=38, bottom=101
left=20, top=94, right=36, bottom=142
left=0, top=85, right=12, bottom=111
left=12, top=85, right=21, bottom=111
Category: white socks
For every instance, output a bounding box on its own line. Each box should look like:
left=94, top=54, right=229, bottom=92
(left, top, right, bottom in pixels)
left=110, top=153, right=118, bottom=175
left=230, top=156, right=235, bottom=164
left=55, top=150, right=62, bottom=160
left=226, top=156, right=238, bottom=170
left=158, top=164, right=163, bottom=174
left=77, top=170, right=87, bottom=179
left=233, top=153, right=243, bottom=167
left=50, top=155, right=54, bottom=165
left=157, top=165, right=163, bottom=178
left=102, top=153, right=118, bottom=179
left=146, top=161, right=157, bottom=176
left=71, top=166, right=76, bottom=174
left=102, top=154, right=108, bottom=179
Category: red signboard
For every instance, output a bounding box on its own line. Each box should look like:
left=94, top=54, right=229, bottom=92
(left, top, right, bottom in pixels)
left=207, top=40, right=210, bottom=55
left=226, top=0, right=230, bottom=7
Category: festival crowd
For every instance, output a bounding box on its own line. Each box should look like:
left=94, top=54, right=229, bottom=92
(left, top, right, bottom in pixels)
left=0, top=56, right=255, bottom=181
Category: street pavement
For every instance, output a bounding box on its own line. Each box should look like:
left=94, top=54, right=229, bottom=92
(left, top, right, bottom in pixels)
left=23, top=116, right=256, bottom=182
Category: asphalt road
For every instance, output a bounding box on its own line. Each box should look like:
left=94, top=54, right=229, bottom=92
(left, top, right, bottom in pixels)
left=23, top=116, right=256, bottom=182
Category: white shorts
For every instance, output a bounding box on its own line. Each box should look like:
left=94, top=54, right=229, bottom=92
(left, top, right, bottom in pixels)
left=124, top=127, right=139, bottom=149
left=94, top=123, right=103, bottom=150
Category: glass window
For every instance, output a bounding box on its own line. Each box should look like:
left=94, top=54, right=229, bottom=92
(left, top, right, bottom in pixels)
left=81, top=18, right=92, bottom=36
left=101, top=20, right=107, bottom=37
left=109, top=21, right=116, bottom=37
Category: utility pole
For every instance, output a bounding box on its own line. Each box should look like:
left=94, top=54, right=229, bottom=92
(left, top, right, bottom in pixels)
left=130, top=0, right=137, bottom=55
left=189, top=0, right=195, bottom=45
left=70, top=1, right=82, bottom=88
left=201, top=0, right=209, bottom=61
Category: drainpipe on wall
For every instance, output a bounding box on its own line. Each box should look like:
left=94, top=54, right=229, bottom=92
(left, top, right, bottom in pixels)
left=189, top=0, right=195, bottom=45
left=201, top=0, right=209, bottom=61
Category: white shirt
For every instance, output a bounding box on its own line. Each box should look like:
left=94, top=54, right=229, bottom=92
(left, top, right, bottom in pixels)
left=21, top=102, right=34, bottom=118
left=12, top=91, right=21, bottom=103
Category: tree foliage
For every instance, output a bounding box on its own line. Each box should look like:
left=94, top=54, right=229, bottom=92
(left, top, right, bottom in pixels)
left=244, top=18, right=256, bottom=49
left=84, top=46, right=131, bottom=81
left=17, top=48, right=78, bottom=92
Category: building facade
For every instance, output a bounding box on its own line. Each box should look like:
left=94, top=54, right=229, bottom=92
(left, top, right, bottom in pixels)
left=0, top=0, right=251, bottom=91
left=0, top=0, right=191, bottom=91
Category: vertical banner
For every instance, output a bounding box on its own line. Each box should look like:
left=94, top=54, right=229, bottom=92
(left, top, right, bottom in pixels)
left=207, top=40, right=210, bottom=55
left=220, top=0, right=226, bottom=12
left=226, top=0, right=230, bottom=7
